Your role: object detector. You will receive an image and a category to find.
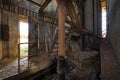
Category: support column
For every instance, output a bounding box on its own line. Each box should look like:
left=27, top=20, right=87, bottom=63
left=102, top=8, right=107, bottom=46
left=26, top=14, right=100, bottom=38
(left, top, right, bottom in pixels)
left=57, top=0, right=66, bottom=57
left=57, top=0, right=66, bottom=80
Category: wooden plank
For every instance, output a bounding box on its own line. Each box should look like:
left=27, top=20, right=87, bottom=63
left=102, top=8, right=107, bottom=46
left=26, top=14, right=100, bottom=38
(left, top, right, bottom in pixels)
left=65, top=0, right=83, bottom=32
left=65, top=0, right=93, bottom=35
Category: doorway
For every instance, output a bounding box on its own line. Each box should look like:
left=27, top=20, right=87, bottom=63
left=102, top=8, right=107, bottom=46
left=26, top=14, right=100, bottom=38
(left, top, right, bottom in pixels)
left=19, top=19, right=29, bottom=57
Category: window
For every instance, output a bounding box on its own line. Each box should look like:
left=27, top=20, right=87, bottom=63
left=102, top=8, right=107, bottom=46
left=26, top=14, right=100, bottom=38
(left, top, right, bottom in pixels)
left=101, top=0, right=107, bottom=38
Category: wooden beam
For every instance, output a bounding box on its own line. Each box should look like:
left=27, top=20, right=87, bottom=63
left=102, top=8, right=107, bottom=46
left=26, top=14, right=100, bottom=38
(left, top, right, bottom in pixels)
left=65, top=0, right=95, bottom=35
left=39, top=0, right=51, bottom=13
left=65, top=0, right=82, bottom=31
left=57, top=0, right=66, bottom=57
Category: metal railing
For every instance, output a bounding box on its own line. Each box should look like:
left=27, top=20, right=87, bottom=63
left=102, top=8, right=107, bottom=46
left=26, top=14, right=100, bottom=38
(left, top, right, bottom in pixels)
left=18, top=42, right=49, bottom=79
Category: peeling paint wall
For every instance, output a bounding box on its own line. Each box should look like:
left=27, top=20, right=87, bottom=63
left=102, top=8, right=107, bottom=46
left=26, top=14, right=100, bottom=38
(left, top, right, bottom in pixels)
left=109, top=0, right=120, bottom=64
left=1, top=10, right=9, bottom=58
left=8, top=13, right=19, bottom=57
left=0, top=10, right=19, bottom=59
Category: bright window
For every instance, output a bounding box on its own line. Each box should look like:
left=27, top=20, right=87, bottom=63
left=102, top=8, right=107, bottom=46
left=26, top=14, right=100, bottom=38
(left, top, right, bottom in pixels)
left=19, top=21, right=28, bottom=57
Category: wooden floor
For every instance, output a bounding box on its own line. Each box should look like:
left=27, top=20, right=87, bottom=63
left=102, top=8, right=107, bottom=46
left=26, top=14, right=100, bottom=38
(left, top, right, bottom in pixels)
left=101, top=43, right=120, bottom=80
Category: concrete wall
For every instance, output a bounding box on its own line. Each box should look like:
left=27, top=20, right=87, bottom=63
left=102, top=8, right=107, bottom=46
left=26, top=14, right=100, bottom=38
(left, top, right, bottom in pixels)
left=84, top=0, right=101, bottom=36
left=94, top=0, right=101, bottom=37
left=84, top=0, right=94, bottom=31
left=109, top=0, right=120, bottom=64
left=1, top=10, right=9, bottom=58
left=38, top=20, right=52, bottom=53
left=8, top=13, right=19, bottom=57
left=29, top=17, right=38, bottom=54
left=38, top=21, right=45, bottom=43
left=0, top=10, right=19, bottom=59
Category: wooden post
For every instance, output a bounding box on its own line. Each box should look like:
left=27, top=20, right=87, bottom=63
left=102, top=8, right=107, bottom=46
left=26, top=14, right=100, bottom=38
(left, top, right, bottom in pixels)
left=57, top=0, right=66, bottom=57
left=57, top=0, right=67, bottom=80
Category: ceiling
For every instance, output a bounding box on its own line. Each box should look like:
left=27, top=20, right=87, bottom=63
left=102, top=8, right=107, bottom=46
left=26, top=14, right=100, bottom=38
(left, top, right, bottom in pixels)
left=17, top=0, right=107, bottom=16
left=18, top=0, right=57, bottom=16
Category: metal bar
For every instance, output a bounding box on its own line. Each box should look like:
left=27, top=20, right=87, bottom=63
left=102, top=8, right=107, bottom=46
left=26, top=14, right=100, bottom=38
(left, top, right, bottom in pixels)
left=18, top=44, right=21, bottom=80
left=28, top=53, right=30, bottom=69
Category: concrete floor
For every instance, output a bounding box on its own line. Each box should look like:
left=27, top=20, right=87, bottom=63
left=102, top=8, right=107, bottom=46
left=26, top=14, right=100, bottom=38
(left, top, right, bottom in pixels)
left=0, top=57, right=28, bottom=80
left=0, top=53, right=51, bottom=80
left=101, top=43, right=120, bottom=80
